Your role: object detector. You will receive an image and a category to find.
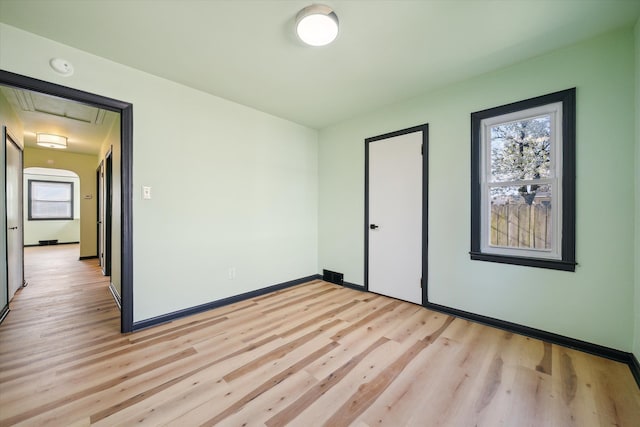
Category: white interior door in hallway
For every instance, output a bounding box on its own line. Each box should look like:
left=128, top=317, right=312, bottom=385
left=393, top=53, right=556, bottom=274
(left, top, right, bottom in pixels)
left=5, top=127, right=23, bottom=301
left=366, top=125, right=427, bottom=305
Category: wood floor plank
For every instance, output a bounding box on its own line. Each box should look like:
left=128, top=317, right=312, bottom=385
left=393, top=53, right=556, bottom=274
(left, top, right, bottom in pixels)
left=264, top=337, right=389, bottom=426
left=1, top=244, right=639, bottom=426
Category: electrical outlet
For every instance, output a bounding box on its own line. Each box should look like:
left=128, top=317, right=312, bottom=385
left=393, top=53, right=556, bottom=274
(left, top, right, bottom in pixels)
left=228, top=267, right=236, bottom=280
left=143, top=186, right=152, bottom=200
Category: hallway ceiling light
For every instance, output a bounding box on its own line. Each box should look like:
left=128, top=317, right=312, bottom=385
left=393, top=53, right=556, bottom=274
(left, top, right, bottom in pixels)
left=295, top=4, right=339, bottom=47
left=36, top=133, right=68, bottom=149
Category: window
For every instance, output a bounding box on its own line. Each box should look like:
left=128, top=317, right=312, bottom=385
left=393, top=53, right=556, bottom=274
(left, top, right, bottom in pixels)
left=470, top=88, right=576, bottom=271
left=28, top=180, right=74, bottom=220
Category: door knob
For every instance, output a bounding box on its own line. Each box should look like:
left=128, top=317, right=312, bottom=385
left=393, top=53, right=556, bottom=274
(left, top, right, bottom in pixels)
left=369, top=224, right=379, bottom=230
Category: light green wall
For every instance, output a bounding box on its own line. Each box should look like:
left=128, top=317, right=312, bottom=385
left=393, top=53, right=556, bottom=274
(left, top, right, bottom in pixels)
left=23, top=170, right=80, bottom=245
left=634, top=17, right=640, bottom=360
left=23, top=147, right=98, bottom=258
left=0, top=89, right=23, bottom=145
left=0, top=23, right=319, bottom=322
left=319, top=28, right=636, bottom=351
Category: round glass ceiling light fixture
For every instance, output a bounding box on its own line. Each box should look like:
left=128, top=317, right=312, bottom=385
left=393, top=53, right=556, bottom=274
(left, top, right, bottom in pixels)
left=295, top=4, right=339, bottom=47
left=37, top=133, right=68, bottom=149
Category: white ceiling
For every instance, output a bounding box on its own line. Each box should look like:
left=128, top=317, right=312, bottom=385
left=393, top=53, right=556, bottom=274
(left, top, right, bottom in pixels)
left=0, top=0, right=639, bottom=129
left=0, top=86, right=117, bottom=155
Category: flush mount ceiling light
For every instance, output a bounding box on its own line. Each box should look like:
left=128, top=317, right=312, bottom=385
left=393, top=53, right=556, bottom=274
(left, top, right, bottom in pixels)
left=295, top=4, right=339, bottom=47
left=37, top=133, right=68, bottom=149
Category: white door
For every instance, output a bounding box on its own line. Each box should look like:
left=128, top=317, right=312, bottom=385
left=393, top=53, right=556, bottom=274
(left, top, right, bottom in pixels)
left=5, top=129, right=23, bottom=301
left=367, top=128, right=425, bottom=304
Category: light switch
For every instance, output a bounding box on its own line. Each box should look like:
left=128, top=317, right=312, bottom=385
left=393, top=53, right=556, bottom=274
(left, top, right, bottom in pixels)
left=143, top=186, right=152, bottom=200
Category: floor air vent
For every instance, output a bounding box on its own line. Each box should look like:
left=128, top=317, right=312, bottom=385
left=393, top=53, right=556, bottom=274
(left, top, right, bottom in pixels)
left=323, top=269, right=344, bottom=285
left=38, top=239, right=59, bottom=245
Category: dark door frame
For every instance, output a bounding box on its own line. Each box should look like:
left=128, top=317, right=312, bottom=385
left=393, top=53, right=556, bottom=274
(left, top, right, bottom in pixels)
left=0, top=69, right=134, bottom=333
left=96, top=150, right=113, bottom=278
left=364, top=123, right=429, bottom=305
left=96, top=160, right=103, bottom=269
left=0, top=126, right=9, bottom=324
left=104, top=149, right=113, bottom=277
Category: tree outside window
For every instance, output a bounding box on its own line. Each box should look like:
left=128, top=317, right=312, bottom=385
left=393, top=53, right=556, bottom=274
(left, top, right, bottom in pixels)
left=470, top=89, right=576, bottom=271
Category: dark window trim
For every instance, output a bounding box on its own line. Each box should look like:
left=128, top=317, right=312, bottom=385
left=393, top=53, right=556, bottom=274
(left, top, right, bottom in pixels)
left=470, top=88, right=576, bottom=271
left=27, top=179, right=74, bottom=221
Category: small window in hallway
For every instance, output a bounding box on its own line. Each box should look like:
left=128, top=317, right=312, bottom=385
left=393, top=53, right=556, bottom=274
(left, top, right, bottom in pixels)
left=28, top=180, right=74, bottom=220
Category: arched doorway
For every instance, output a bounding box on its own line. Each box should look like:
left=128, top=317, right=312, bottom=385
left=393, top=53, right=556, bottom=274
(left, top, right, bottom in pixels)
left=23, top=167, right=81, bottom=250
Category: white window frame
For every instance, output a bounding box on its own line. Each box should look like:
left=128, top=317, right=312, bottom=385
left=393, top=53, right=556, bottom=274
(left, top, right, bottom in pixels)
left=479, top=103, right=563, bottom=260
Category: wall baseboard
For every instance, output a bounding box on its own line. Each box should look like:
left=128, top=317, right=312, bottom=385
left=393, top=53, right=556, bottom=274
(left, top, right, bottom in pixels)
left=424, top=301, right=640, bottom=389
left=24, top=241, right=80, bottom=247
left=630, top=353, right=640, bottom=389
left=335, top=281, right=640, bottom=389
left=78, top=255, right=99, bottom=260
left=132, top=275, right=322, bottom=331
left=424, top=301, right=630, bottom=362
left=342, top=281, right=364, bottom=290
left=109, top=282, right=121, bottom=310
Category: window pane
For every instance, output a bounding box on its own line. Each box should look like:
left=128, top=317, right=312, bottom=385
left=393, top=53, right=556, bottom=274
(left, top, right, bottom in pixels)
left=31, top=201, right=72, bottom=218
left=32, top=181, right=71, bottom=201
left=490, top=115, right=551, bottom=182
left=489, top=184, right=551, bottom=250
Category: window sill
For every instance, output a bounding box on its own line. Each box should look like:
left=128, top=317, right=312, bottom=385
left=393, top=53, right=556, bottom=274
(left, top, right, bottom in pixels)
left=28, top=218, right=75, bottom=221
left=469, top=251, right=576, bottom=272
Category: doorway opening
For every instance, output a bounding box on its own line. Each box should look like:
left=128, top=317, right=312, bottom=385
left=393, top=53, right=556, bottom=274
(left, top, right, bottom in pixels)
left=97, top=152, right=113, bottom=278
left=3, top=126, right=23, bottom=315
left=364, top=124, right=428, bottom=305
left=0, top=70, right=133, bottom=333
left=24, top=167, right=80, bottom=248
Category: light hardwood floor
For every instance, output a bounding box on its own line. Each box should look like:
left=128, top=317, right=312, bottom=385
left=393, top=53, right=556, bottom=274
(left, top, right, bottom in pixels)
left=0, top=244, right=639, bottom=426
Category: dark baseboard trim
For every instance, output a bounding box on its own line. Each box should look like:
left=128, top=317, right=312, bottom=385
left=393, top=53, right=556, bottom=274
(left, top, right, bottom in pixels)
left=630, top=354, right=640, bottom=389
left=342, top=281, right=364, bottom=290
left=316, top=274, right=363, bottom=290
left=424, top=301, right=640, bottom=389
left=424, top=301, right=629, bottom=362
left=333, top=282, right=639, bottom=389
left=132, top=275, right=320, bottom=331
left=79, top=255, right=99, bottom=260
left=109, top=282, right=122, bottom=310
left=25, top=241, right=80, bottom=247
